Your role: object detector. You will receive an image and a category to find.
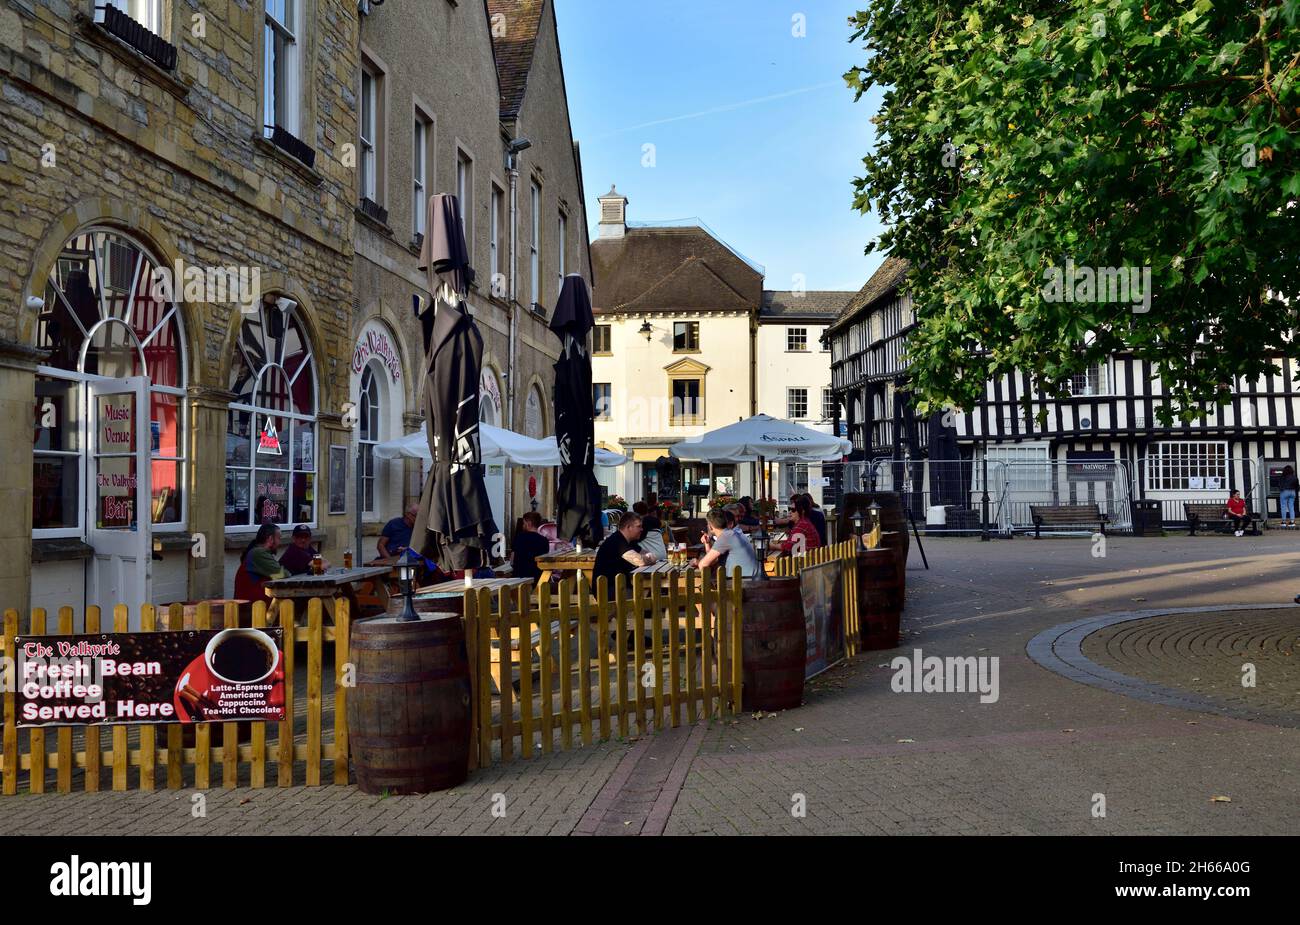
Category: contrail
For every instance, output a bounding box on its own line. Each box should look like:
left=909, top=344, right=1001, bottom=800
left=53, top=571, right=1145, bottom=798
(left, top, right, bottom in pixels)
left=588, top=80, right=842, bottom=139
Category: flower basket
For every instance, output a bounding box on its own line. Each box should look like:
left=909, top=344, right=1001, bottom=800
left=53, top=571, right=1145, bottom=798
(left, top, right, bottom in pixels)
left=708, top=493, right=738, bottom=511
left=606, top=494, right=628, bottom=513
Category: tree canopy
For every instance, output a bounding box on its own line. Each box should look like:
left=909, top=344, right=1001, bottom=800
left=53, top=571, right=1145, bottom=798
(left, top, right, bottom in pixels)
left=848, top=0, right=1300, bottom=420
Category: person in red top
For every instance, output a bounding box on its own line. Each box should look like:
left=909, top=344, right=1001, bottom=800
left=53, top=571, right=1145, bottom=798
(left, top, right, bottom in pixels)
left=1225, top=490, right=1250, bottom=536
left=778, top=495, right=823, bottom=555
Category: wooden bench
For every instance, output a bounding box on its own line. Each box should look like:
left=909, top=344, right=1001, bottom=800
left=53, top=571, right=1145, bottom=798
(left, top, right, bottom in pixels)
left=1029, top=503, right=1107, bottom=538
left=1185, top=501, right=1258, bottom=536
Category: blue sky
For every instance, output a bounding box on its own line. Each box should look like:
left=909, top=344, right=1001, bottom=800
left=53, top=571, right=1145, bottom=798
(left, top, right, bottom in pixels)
left=553, top=0, right=885, bottom=294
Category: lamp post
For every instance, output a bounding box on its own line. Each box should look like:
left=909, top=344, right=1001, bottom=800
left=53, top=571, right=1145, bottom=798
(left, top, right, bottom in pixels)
left=868, top=500, right=881, bottom=548
left=395, top=548, right=421, bottom=622
left=850, top=509, right=866, bottom=549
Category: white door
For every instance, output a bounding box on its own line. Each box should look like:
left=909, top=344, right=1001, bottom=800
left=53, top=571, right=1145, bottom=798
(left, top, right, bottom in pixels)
left=86, top=376, right=152, bottom=629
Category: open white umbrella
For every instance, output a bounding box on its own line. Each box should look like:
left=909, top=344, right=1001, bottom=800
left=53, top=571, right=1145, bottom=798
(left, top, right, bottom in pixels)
left=669, top=413, right=851, bottom=462
left=375, top=424, right=628, bottom=468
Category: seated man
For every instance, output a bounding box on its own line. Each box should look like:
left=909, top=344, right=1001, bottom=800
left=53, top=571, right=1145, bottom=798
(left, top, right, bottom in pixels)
left=377, top=503, right=419, bottom=558
left=593, top=511, right=656, bottom=592
left=511, top=511, right=551, bottom=580
left=279, top=524, right=320, bottom=576
left=1225, top=490, right=1250, bottom=536
left=695, top=509, right=761, bottom=579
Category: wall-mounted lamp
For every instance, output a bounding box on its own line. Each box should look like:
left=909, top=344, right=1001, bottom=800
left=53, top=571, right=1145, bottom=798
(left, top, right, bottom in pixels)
left=639, top=320, right=653, bottom=342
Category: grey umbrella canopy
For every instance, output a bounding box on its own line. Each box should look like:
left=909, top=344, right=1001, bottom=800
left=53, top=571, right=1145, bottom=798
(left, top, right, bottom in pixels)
left=549, top=274, right=603, bottom=544
left=410, top=193, right=497, bottom=572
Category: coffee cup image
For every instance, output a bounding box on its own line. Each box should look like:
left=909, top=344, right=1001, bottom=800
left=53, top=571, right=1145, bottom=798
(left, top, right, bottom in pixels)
left=204, top=628, right=279, bottom=685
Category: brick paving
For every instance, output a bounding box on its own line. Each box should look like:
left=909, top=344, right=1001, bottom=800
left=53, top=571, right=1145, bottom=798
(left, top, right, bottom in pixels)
left=6, top=533, right=1300, bottom=834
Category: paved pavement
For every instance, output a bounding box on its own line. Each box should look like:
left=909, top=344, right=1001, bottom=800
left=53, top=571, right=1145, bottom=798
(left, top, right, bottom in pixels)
left=5, top=533, right=1300, bottom=835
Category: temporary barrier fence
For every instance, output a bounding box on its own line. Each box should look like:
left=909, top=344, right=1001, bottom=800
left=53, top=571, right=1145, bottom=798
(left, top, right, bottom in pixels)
left=1, top=598, right=349, bottom=795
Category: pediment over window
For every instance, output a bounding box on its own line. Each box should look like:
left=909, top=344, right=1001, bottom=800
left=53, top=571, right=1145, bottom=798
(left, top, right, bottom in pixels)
left=664, top=357, right=710, bottom=376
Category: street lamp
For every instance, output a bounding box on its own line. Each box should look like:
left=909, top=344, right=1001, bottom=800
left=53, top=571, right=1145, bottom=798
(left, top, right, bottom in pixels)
left=850, top=509, right=866, bottom=547
left=395, top=548, right=422, bottom=622
left=639, top=320, right=653, bottom=342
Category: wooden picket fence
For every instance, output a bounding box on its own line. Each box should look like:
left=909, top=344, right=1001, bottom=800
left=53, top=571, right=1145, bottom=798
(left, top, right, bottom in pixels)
left=1, top=598, right=349, bottom=795
left=463, top=567, right=746, bottom=766
left=772, top=539, right=862, bottom=659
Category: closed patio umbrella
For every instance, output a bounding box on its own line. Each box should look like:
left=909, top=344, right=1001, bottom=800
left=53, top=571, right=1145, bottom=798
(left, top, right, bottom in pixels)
left=549, top=274, right=603, bottom=545
left=410, top=193, right=497, bottom=572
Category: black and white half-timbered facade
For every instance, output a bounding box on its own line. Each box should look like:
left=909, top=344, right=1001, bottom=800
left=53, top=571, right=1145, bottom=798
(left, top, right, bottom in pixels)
left=826, top=258, right=1300, bottom=532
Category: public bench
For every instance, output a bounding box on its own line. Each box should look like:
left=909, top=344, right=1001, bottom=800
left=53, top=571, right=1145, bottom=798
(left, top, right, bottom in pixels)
left=1029, top=503, right=1107, bottom=538
left=1185, top=501, right=1258, bottom=536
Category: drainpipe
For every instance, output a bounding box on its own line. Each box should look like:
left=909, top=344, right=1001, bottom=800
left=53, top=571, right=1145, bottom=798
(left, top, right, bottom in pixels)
left=507, top=154, right=520, bottom=528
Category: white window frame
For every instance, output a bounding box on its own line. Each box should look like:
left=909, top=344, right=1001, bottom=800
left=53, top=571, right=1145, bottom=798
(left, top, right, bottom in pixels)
left=593, top=382, right=611, bottom=421
left=1145, top=441, right=1229, bottom=492
left=787, top=387, right=809, bottom=420
left=529, top=180, right=541, bottom=306
left=359, top=66, right=378, bottom=202
left=786, top=327, right=808, bottom=352
left=822, top=388, right=836, bottom=422
left=104, top=0, right=163, bottom=33
left=490, top=184, right=503, bottom=292
left=263, top=0, right=301, bottom=137
left=412, top=117, right=428, bottom=237
left=1068, top=363, right=1108, bottom=397
left=557, top=211, right=567, bottom=295
left=358, top=364, right=381, bottom=515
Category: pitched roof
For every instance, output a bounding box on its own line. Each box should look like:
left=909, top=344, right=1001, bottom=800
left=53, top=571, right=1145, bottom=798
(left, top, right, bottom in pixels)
left=826, top=256, right=910, bottom=334
left=760, top=290, right=856, bottom=321
left=486, top=0, right=545, bottom=119
left=590, top=225, right=764, bottom=314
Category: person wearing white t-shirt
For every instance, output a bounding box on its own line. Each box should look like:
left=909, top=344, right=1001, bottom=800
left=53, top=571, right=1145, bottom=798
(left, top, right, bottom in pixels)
left=695, top=509, right=760, bottom=579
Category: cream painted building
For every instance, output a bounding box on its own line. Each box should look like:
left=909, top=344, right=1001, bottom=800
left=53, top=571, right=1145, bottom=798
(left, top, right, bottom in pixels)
left=755, top=292, right=852, bottom=505
left=590, top=187, right=853, bottom=511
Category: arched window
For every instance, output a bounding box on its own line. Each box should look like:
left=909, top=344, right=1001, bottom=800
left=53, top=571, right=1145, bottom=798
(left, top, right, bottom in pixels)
left=525, top=385, right=545, bottom=439
left=358, top=364, right=380, bottom=514
left=34, top=229, right=187, bottom=534
left=225, top=300, right=317, bottom=527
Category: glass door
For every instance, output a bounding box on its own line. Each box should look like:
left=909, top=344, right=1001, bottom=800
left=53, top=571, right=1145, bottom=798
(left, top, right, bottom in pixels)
left=86, top=376, right=152, bottom=629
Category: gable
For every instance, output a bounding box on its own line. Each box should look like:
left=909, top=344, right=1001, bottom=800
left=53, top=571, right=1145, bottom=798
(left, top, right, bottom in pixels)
left=621, top=257, right=753, bottom=314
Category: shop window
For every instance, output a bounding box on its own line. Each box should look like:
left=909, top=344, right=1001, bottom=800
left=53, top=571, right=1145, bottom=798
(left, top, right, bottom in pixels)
left=1146, top=441, right=1228, bottom=492
left=34, top=229, right=187, bottom=534
left=226, top=300, right=317, bottom=528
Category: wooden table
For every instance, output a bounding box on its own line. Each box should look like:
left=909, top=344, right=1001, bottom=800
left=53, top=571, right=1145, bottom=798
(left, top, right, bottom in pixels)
left=535, top=549, right=599, bottom=584
left=264, top=566, right=394, bottom=625
left=416, top=577, right=535, bottom=597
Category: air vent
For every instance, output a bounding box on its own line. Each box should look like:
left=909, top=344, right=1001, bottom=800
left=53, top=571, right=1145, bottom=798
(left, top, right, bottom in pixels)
left=100, top=6, right=178, bottom=71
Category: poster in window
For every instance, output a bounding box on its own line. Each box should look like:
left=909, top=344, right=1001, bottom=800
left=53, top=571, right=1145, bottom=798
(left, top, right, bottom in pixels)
left=329, top=445, right=347, bottom=515
left=1188, top=477, right=1205, bottom=490
left=1206, top=477, right=1221, bottom=490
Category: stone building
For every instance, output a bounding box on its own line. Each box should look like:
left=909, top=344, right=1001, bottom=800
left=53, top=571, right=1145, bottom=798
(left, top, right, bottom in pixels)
left=351, top=0, right=591, bottom=554
left=1, top=0, right=360, bottom=625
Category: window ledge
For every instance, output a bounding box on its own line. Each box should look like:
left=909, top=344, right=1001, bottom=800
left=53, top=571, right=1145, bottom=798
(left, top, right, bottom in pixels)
left=74, top=13, right=191, bottom=102
left=154, top=532, right=194, bottom=553
left=672, top=349, right=701, bottom=355
left=252, top=134, right=325, bottom=187
left=354, top=205, right=393, bottom=237
left=33, top=538, right=93, bottom=563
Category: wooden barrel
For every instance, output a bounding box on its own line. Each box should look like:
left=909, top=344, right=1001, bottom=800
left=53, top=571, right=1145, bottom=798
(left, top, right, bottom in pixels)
left=740, top=577, right=805, bottom=712
left=347, top=613, right=471, bottom=795
left=856, top=548, right=902, bottom=650
left=840, top=491, right=909, bottom=593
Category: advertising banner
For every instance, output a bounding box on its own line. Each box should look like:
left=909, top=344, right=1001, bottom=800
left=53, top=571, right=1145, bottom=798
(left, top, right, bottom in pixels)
left=14, top=628, right=286, bottom=728
left=800, top=559, right=846, bottom=679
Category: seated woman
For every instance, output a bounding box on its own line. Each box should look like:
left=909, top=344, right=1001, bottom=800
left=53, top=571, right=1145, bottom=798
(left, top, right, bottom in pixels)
left=638, top=513, right=668, bottom=562
left=777, top=495, right=823, bottom=555
left=1224, top=489, right=1250, bottom=536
